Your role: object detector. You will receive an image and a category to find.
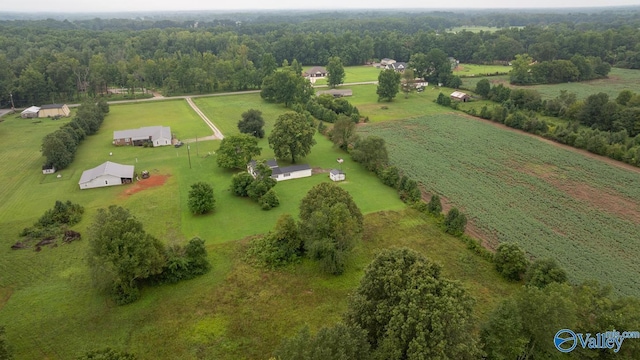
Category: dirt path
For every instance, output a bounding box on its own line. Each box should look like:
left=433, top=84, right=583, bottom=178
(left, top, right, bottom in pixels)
left=185, top=97, right=224, bottom=140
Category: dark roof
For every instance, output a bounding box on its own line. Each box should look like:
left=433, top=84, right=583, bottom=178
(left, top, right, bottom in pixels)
left=40, top=104, right=66, bottom=109
left=330, top=169, right=344, bottom=175
left=272, top=164, right=311, bottom=175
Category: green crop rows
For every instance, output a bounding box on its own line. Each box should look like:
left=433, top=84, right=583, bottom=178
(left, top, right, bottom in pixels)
left=358, top=113, right=640, bottom=296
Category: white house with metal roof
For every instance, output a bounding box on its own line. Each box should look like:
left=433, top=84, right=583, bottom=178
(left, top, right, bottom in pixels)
left=329, top=169, right=345, bottom=182
left=248, top=159, right=312, bottom=182
left=113, top=126, right=172, bottom=147
left=78, top=161, right=134, bottom=190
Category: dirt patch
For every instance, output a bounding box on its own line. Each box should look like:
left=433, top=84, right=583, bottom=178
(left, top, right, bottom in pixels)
left=121, top=174, right=170, bottom=197
left=420, top=188, right=499, bottom=251
left=312, top=167, right=331, bottom=175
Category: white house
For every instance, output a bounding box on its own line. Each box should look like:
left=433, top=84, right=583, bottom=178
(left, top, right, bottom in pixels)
left=248, top=159, right=312, bottom=182
left=113, top=126, right=172, bottom=147
left=21, top=106, right=40, bottom=118
left=78, top=161, right=134, bottom=190
left=329, top=169, right=345, bottom=182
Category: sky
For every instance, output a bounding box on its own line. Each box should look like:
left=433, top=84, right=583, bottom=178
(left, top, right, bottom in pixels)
left=3, top=0, right=640, bottom=13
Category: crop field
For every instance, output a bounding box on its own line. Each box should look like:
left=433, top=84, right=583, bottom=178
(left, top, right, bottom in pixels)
left=0, top=98, right=516, bottom=358
left=461, top=68, right=640, bottom=100
left=357, top=113, right=640, bottom=297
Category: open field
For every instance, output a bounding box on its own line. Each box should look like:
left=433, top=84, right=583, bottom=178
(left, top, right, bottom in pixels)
left=0, top=98, right=516, bottom=358
left=357, top=112, right=640, bottom=297
left=303, top=65, right=381, bottom=85
left=454, top=63, right=511, bottom=77
left=461, top=67, right=640, bottom=100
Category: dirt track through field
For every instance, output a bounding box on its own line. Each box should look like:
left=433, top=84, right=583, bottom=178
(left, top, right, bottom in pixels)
left=185, top=97, right=224, bottom=141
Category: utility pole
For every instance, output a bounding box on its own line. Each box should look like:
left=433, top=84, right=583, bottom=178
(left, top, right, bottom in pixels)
left=187, top=145, right=192, bottom=169
left=9, top=92, right=15, bottom=110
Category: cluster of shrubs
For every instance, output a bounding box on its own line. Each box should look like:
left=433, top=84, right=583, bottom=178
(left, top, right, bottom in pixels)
left=41, top=99, right=109, bottom=171
left=150, top=237, right=211, bottom=285
left=494, top=242, right=568, bottom=288
left=230, top=162, right=280, bottom=210
left=17, top=200, right=84, bottom=248
left=294, top=94, right=360, bottom=123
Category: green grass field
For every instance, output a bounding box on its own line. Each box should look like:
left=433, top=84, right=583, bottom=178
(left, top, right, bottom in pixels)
left=454, top=63, right=511, bottom=77
left=461, top=68, right=640, bottom=100
left=0, top=97, right=518, bottom=358
left=303, top=65, right=382, bottom=85
left=357, top=113, right=640, bottom=297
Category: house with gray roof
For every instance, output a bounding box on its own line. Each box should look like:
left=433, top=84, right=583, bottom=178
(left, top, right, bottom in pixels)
left=248, top=159, right=312, bottom=182
left=113, top=126, right=172, bottom=147
left=78, top=161, right=134, bottom=190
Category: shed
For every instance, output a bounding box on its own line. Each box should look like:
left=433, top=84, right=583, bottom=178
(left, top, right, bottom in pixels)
left=329, top=169, right=345, bottom=182
left=380, top=58, right=396, bottom=66
left=450, top=91, right=471, bottom=102
left=38, top=104, right=71, bottom=118
left=42, top=164, right=56, bottom=174
left=78, top=161, right=134, bottom=190
left=21, top=106, right=40, bottom=118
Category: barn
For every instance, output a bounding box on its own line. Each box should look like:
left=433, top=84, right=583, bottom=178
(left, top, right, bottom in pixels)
left=38, top=104, right=71, bottom=118
left=113, top=126, right=172, bottom=147
left=78, top=161, right=134, bottom=190
left=248, top=159, right=312, bottom=182
left=450, top=91, right=471, bottom=102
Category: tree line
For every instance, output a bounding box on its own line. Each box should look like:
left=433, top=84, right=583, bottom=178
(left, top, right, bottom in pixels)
left=2, top=10, right=640, bottom=107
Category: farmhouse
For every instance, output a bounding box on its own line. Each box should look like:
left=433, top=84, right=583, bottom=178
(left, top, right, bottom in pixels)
left=316, top=89, right=353, bottom=97
left=450, top=91, right=471, bottom=102
left=248, top=159, right=312, bottom=182
left=386, top=62, right=407, bottom=72
left=329, top=169, right=345, bottom=182
left=38, top=104, right=71, bottom=118
left=303, top=66, right=327, bottom=78
left=113, top=126, right=172, bottom=147
left=78, top=161, right=134, bottom=190
left=380, top=58, right=396, bottom=66
left=21, top=106, right=40, bottom=118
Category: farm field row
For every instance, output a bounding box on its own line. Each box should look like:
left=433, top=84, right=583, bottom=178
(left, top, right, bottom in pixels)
left=357, top=113, right=640, bottom=297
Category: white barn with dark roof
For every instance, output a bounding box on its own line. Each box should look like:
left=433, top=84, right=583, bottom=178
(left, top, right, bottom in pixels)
left=78, top=161, right=134, bottom=190
left=248, top=159, right=312, bottom=182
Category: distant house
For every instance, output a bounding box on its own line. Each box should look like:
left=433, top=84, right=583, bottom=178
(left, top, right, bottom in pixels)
left=38, top=104, right=71, bottom=118
left=380, top=58, right=396, bottom=66
left=414, top=78, right=428, bottom=88
left=316, top=89, right=353, bottom=97
left=42, top=164, right=56, bottom=174
left=113, top=126, right=172, bottom=147
left=303, top=66, right=327, bottom=78
left=248, top=159, right=312, bottom=182
left=329, top=169, right=345, bottom=182
left=21, top=106, right=40, bottom=118
left=78, top=161, right=134, bottom=190
left=450, top=91, right=471, bottom=102
left=386, top=62, right=407, bottom=72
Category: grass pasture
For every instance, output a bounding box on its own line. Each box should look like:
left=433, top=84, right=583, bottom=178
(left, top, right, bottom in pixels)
left=461, top=67, right=640, bottom=100
left=0, top=96, right=516, bottom=358
left=357, top=113, right=640, bottom=297
left=454, top=63, right=511, bottom=77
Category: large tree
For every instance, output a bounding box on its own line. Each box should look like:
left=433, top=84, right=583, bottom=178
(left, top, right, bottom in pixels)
left=376, top=69, right=401, bottom=102
left=87, top=206, right=165, bottom=305
left=350, top=135, right=389, bottom=173
left=329, top=115, right=358, bottom=150
left=326, top=56, right=346, bottom=88
left=410, top=49, right=452, bottom=84
left=261, top=70, right=314, bottom=107
left=268, top=112, right=316, bottom=163
left=237, top=109, right=265, bottom=138
left=345, top=247, right=481, bottom=359
left=187, top=182, right=216, bottom=215
left=494, top=243, right=529, bottom=281
left=216, top=134, right=262, bottom=169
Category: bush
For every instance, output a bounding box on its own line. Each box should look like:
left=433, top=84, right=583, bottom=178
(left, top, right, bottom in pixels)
left=259, top=189, right=280, bottom=210
left=494, top=243, right=529, bottom=281
left=444, top=207, right=467, bottom=236
left=525, top=258, right=568, bottom=288
left=187, top=182, right=215, bottom=215
left=230, top=172, right=255, bottom=197
left=427, top=194, right=443, bottom=215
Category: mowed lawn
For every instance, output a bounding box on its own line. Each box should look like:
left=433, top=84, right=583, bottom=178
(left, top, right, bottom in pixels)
left=357, top=112, right=640, bottom=297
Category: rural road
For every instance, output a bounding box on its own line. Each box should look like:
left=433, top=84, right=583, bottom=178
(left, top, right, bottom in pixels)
left=184, top=97, right=224, bottom=141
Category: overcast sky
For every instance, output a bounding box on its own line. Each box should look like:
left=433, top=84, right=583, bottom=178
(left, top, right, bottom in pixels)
left=3, top=0, right=640, bottom=13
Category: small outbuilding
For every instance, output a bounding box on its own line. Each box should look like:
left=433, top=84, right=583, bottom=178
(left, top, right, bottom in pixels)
left=329, top=169, right=345, bottom=182
left=78, top=161, right=134, bottom=190
left=21, top=106, right=40, bottom=118
left=450, top=91, right=471, bottom=102
left=38, top=104, right=71, bottom=118
left=248, top=159, right=312, bottom=182
left=42, top=164, right=56, bottom=174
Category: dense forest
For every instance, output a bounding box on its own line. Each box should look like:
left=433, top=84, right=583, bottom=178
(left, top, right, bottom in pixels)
left=1, top=9, right=640, bottom=107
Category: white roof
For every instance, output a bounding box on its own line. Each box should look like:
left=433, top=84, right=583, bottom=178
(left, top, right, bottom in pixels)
left=78, top=161, right=134, bottom=185
left=113, top=126, right=171, bottom=142
left=21, top=106, right=40, bottom=114
left=450, top=91, right=469, bottom=98
left=330, top=169, right=344, bottom=175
